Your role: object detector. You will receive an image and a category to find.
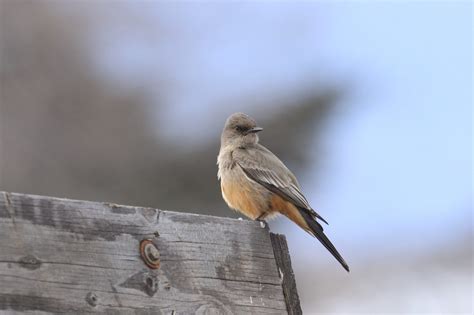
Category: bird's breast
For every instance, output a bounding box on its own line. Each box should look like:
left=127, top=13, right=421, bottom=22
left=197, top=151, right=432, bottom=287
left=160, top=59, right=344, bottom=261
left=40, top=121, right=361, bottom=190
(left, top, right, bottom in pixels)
left=220, top=168, right=269, bottom=220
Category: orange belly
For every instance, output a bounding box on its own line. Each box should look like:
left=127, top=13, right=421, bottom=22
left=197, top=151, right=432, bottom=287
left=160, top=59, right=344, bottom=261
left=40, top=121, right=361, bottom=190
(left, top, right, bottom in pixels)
left=269, top=194, right=309, bottom=231
left=221, top=175, right=310, bottom=232
left=221, top=179, right=265, bottom=220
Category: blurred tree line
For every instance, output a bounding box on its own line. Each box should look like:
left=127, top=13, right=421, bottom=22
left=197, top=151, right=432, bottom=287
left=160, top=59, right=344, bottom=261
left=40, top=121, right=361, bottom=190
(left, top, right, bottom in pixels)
left=0, top=1, right=341, bottom=216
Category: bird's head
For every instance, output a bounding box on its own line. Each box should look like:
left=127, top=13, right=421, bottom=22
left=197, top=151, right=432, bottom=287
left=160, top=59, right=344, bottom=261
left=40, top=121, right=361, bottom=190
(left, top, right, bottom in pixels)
left=221, top=112, right=263, bottom=148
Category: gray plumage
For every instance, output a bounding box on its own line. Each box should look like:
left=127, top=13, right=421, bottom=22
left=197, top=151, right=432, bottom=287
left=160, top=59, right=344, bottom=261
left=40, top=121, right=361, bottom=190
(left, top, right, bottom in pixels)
left=218, top=112, right=349, bottom=272
left=234, top=145, right=329, bottom=224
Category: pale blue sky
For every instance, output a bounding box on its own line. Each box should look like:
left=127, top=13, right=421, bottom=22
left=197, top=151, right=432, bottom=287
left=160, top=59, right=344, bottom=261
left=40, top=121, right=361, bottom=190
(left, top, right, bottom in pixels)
left=296, top=1, right=472, bottom=254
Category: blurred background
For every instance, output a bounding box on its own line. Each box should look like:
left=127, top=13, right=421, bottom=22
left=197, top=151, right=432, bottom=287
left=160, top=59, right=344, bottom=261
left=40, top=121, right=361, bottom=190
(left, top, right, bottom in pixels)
left=0, top=1, right=471, bottom=313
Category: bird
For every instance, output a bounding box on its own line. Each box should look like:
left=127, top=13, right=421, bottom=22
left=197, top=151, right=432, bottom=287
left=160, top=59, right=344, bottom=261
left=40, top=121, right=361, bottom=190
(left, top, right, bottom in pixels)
left=217, top=112, right=349, bottom=272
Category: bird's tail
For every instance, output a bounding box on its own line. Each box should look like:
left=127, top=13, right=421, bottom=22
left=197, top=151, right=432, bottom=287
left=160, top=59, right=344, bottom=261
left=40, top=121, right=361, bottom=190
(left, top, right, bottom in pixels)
left=298, top=207, right=350, bottom=272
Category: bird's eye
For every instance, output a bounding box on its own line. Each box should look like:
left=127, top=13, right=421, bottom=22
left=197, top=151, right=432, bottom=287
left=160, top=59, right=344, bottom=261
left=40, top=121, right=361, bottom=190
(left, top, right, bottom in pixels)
left=235, top=126, right=245, bottom=132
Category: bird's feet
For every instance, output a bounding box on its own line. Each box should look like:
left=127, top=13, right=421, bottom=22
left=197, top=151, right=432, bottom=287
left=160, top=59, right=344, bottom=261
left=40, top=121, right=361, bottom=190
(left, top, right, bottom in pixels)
left=255, top=215, right=267, bottom=228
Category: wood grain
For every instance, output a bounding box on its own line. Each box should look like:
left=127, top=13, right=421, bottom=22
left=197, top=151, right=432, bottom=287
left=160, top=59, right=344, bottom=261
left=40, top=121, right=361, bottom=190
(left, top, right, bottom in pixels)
left=270, top=234, right=302, bottom=315
left=0, top=191, right=300, bottom=314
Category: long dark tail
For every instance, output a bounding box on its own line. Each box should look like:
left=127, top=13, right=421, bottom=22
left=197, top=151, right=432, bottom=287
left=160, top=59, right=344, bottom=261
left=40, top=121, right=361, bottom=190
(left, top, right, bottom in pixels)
left=299, top=208, right=350, bottom=272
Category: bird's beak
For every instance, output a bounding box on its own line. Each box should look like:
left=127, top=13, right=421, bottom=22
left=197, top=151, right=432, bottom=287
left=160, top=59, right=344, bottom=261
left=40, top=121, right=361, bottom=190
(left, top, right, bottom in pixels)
left=246, top=127, right=263, bottom=134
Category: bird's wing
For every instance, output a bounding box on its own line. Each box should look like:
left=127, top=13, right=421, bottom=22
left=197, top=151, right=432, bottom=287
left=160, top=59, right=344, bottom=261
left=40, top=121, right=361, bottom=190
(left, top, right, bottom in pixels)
left=234, top=145, right=328, bottom=224
left=235, top=145, right=349, bottom=272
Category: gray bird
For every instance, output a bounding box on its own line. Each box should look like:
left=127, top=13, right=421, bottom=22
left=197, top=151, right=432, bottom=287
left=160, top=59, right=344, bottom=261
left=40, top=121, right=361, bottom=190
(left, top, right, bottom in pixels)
left=218, top=112, right=349, bottom=272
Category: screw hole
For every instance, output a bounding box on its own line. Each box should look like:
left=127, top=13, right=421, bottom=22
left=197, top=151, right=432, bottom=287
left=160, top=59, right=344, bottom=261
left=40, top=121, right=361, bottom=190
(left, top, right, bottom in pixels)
left=140, top=239, right=160, bottom=269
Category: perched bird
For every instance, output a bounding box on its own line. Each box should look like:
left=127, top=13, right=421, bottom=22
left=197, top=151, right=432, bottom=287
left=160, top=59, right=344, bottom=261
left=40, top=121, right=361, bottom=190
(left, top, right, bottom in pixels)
left=217, top=112, right=349, bottom=272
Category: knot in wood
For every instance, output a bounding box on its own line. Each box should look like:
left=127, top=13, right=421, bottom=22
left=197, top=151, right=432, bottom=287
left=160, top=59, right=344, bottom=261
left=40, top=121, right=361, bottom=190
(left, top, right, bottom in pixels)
left=85, top=292, right=98, bottom=306
left=18, top=255, right=42, bottom=270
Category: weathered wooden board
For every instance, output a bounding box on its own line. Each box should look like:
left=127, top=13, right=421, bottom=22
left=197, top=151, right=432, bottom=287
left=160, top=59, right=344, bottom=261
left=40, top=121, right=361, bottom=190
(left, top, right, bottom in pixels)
left=270, top=234, right=302, bottom=315
left=0, top=192, right=300, bottom=314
